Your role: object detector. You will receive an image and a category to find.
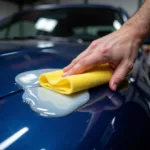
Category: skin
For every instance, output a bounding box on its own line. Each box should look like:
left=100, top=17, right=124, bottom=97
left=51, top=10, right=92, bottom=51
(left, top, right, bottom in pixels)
left=63, top=0, right=150, bottom=91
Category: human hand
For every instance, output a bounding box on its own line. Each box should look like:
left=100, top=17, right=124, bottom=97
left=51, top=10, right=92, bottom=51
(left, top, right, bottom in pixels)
left=63, top=25, right=142, bottom=91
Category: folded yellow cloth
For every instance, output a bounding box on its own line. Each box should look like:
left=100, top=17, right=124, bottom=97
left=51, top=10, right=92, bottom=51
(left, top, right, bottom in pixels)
left=39, top=65, right=113, bottom=95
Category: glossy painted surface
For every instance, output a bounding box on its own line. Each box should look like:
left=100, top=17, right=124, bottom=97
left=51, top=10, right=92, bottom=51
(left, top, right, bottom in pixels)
left=0, top=84, right=122, bottom=149
left=1, top=79, right=150, bottom=150
left=0, top=4, right=150, bottom=150
left=0, top=41, right=87, bottom=98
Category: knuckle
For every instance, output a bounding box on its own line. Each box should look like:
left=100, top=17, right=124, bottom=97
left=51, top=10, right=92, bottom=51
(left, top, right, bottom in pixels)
left=115, top=74, right=125, bottom=82
left=73, top=60, right=86, bottom=73
left=126, top=61, right=133, bottom=70
left=77, top=60, right=85, bottom=67
left=92, top=40, right=97, bottom=45
left=99, top=46, right=109, bottom=54
left=99, top=47, right=110, bottom=59
left=91, top=40, right=98, bottom=48
left=72, top=58, right=77, bottom=63
left=78, top=59, right=91, bottom=68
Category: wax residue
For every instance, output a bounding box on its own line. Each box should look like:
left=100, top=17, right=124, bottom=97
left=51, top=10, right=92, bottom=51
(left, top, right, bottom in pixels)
left=23, top=87, right=89, bottom=117
left=15, top=69, right=58, bottom=89
left=16, top=69, right=90, bottom=117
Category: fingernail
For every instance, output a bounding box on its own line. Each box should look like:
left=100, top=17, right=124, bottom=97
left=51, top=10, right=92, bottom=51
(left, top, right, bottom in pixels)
left=63, top=67, right=68, bottom=71
left=112, top=83, right=117, bottom=91
left=63, top=69, right=67, bottom=72
left=62, top=72, right=68, bottom=77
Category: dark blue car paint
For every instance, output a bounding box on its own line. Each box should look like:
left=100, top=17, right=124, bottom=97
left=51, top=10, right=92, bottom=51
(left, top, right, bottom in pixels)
left=0, top=40, right=150, bottom=150
left=0, top=41, right=87, bottom=98
left=0, top=4, right=150, bottom=150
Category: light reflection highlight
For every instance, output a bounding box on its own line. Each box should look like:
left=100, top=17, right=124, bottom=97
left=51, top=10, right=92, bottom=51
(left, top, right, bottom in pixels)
left=0, top=127, right=29, bottom=150
left=113, top=20, right=121, bottom=30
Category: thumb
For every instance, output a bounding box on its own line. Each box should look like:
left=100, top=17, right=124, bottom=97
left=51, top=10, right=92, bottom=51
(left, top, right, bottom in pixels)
left=109, top=60, right=133, bottom=91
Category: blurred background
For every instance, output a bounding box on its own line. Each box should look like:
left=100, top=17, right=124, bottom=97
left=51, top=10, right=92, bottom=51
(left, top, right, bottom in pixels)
left=0, top=0, right=146, bottom=43
left=0, top=0, right=144, bottom=18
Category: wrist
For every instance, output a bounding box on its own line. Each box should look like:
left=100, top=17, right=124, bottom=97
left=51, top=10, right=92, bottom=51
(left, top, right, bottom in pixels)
left=123, top=22, right=145, bottom=47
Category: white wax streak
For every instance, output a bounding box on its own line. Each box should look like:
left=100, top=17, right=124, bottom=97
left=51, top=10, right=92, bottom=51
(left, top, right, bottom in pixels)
left=0, top=127, right=29, bottom=150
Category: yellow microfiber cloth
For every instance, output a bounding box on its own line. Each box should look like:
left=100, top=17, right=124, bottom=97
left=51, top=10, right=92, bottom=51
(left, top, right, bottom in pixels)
left=39, top=64, right=113, bottom=95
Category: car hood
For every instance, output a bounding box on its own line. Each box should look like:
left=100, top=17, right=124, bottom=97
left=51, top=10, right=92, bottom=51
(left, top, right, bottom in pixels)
left=0, top=40, right=150, bottom=150
left=0, top=40, right=88, bottom=98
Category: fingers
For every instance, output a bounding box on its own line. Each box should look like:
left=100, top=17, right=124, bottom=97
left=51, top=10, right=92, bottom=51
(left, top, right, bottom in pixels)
left=63, top=52, right=108, bottom=76
left=109, top=60, right=133, bottom=91
left=63, top=50, right=91, bottom=72
left=63, top=40, right=98, bottom=72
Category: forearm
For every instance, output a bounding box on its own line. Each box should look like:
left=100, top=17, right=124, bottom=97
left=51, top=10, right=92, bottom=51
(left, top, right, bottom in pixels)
left=123, top=0, right=150, bottom=43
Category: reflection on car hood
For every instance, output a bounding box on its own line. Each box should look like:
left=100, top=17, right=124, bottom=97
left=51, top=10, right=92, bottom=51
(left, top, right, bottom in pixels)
left=0, top=40, right=88, bottom=98
left=0, top=40, right=150, bottom=150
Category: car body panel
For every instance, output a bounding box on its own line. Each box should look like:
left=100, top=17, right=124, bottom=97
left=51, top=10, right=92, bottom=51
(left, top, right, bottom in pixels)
left=1, top=72, right=150, bottom=150
left=0, top=4, right=150, bottom=150
left=0, top=41, right=87, bottom=98
left=0, top=81, right=124, bottom=150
